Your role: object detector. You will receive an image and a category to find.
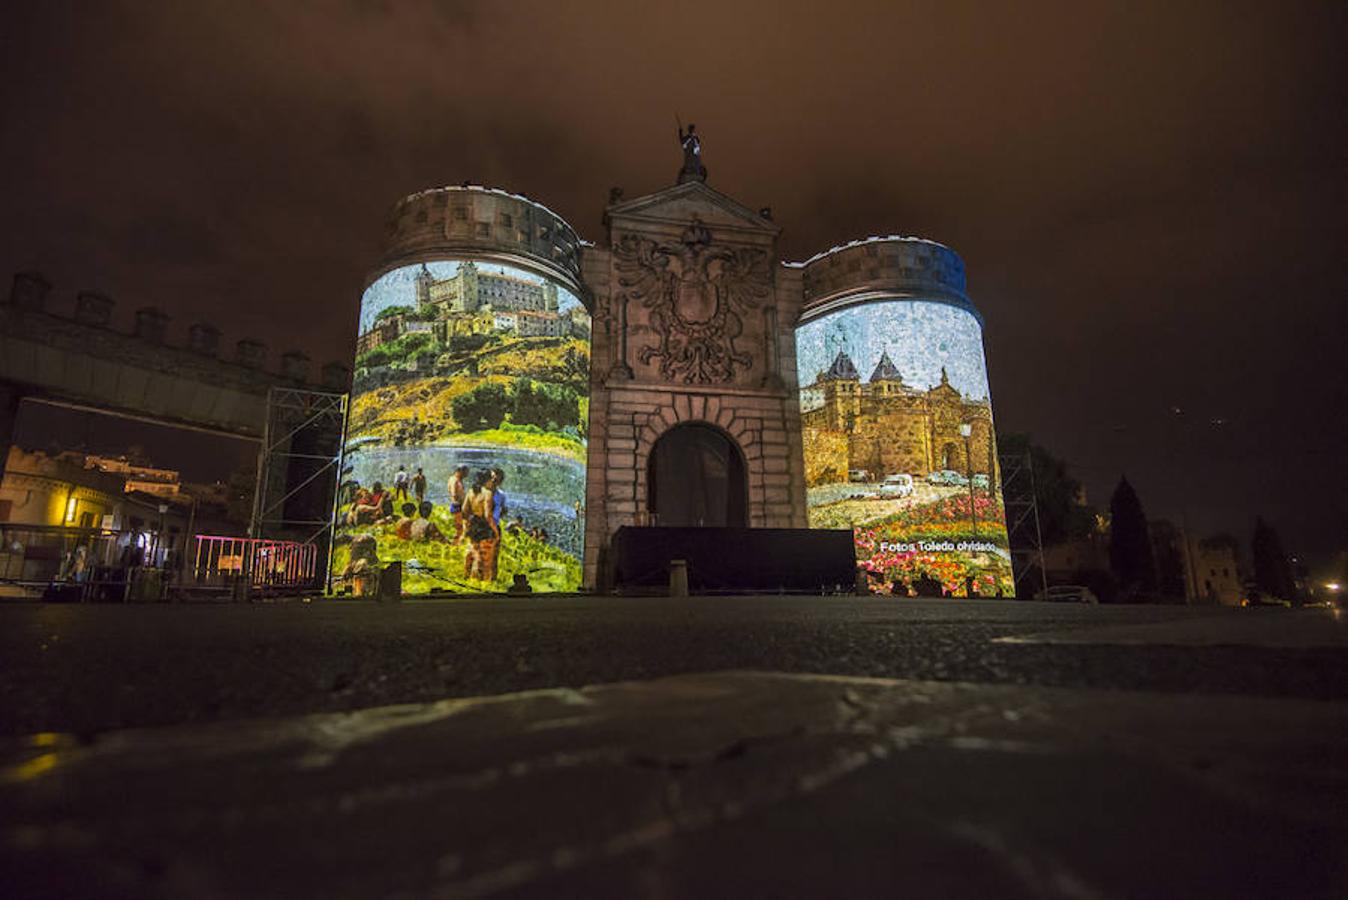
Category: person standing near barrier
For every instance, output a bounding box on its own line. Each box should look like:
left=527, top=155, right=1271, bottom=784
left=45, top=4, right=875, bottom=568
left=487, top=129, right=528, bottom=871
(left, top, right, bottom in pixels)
left=72, top=545, right=89, bottom=583
left=412, top=467, right=427, bottom=505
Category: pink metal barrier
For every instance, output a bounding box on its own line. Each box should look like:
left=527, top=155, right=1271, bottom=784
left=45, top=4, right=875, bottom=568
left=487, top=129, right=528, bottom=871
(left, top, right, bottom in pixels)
left=192, top=535, right=318, bottom=587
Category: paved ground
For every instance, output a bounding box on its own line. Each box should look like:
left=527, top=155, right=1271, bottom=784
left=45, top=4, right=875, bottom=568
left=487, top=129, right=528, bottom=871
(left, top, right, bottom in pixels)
left=2, top=596, right=1345, bottom=736
left=1, top=597, right=1345, bottom=897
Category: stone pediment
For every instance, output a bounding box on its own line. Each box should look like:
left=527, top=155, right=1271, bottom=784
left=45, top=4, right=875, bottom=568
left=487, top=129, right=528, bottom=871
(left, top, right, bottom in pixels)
left=607, top=181, right=780, bottom=240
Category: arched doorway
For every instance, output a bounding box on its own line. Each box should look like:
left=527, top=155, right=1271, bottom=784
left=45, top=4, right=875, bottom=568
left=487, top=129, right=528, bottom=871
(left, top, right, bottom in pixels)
left=647, top=423, right=747, bottom=527
left=941, top=442, right=959, bottom=470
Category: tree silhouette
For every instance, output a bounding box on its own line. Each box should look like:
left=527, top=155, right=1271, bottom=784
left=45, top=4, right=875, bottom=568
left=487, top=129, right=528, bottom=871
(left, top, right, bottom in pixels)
left=1109, top=476, right=1156, bottom=595
left=1251, top=516, right=1297, bottom=600
left=1150, top=520, right=1188, bottom=598
left=996, top=433, right=1094, bottom=545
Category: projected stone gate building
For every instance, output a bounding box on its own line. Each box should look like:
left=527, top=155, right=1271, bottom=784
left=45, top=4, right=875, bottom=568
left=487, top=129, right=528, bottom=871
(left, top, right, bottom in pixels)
left=799, top=354, right=995, bottom=488
left=341, top=150, right=1013, bottom=597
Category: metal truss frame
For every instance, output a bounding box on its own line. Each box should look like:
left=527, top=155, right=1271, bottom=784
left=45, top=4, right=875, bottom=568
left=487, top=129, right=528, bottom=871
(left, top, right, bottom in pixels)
left=249, top=387, right=347, bottom=556
left=998, top=450, right=1049, bottom=599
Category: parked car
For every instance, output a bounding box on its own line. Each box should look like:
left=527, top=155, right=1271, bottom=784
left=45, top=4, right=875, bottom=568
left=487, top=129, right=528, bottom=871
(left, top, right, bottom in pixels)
left=848, top=469, right=871, bottom=483
left=1239, top=588, right=1291, bottom=608
left=926, top=469, right=969, bottom=487
left=1034, top=584, right=1100, bottom=604
left=971, top=473, right=990, bottom=489
left=878, top=473, right=914, bottom=498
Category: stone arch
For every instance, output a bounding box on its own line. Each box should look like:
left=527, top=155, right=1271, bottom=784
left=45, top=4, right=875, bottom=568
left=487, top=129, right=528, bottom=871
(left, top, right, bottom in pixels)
left=645, top=421, right=749, bottom=527
left=940, top=441, right=961, bottom=471
left=633, top=393, right=765, bottom=527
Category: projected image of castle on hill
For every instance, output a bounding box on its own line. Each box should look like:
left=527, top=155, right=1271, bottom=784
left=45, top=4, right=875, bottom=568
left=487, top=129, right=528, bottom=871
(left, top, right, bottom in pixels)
left=332, top=258, right=591, bottom=594
left=796, top=299, right=1014, bottom=597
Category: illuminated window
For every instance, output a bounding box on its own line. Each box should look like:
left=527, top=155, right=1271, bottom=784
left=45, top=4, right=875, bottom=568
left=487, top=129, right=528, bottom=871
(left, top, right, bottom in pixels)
left=65, top=496, right=77, bottom=523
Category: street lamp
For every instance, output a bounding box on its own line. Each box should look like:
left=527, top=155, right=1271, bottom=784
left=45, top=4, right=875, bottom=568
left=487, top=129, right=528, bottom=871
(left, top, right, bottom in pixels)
left=959, top=423, right=977, bottom=538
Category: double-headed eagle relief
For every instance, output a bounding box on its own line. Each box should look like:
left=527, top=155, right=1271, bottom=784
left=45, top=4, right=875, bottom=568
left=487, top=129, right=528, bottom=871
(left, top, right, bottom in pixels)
left=614, top=216, right=771, bottom=384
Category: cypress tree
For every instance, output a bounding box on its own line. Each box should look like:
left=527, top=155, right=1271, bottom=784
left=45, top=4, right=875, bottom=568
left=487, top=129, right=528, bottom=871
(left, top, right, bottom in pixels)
left=1109, top=476, right=1156, bottom=595
left=1251, top=516, right=1296, bottom=600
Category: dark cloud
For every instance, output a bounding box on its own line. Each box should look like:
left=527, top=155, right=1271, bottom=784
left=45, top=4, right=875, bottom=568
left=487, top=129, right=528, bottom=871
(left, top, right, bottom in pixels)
left=1, top=0, right=1344, bottom=565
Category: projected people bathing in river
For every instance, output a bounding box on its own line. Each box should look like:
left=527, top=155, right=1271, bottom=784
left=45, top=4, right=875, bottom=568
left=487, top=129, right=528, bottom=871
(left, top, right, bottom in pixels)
left=332, top=257, right=590, bottom=595
left=336, top=446, right=585, bottom=593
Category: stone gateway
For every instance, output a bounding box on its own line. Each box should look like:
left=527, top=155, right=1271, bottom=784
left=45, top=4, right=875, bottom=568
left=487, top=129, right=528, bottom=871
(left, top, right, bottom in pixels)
left=345, top=150, right=1012, bottom=597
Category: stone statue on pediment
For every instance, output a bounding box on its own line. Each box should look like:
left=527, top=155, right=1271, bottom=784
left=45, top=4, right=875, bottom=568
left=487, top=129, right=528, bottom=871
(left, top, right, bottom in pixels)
left=677, top=121, right=707, bottom=184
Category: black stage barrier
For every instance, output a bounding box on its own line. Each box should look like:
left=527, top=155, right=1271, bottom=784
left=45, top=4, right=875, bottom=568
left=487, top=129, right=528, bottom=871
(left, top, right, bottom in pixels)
left=611, top=526, right=856, bottom=594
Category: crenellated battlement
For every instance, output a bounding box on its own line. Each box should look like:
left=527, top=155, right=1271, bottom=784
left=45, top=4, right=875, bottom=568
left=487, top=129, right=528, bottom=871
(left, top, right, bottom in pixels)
left=2, top=272, right=350, bottom=394
left=793, top=236, right=972, bottom=320
left=377, top=185, right=584, bottom=300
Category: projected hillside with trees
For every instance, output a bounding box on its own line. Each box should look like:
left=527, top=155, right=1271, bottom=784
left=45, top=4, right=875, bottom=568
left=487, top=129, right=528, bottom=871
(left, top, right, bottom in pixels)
left=333, top=259, right=591, bottom=594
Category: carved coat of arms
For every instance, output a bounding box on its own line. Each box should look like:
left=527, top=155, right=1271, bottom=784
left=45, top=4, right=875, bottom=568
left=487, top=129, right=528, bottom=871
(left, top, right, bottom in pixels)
left=613, top=217, right=771, bottom=384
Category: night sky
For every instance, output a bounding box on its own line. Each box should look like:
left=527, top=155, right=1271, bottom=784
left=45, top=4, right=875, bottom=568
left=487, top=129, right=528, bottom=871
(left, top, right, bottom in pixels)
left=2, top=2, right=1345, bottom=570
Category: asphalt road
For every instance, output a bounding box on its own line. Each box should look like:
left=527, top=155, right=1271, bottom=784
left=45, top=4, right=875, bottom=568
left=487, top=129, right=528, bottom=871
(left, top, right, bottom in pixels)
left=2, top=595, right=1344, bottom=736
left=3, top=596, right=1346, bottom=899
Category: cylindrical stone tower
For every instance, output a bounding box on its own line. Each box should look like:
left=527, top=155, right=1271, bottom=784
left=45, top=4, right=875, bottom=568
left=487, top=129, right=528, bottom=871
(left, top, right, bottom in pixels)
left=333, top=186, right=592, bottom=595
left=793, top=236, right=1014, bottom=597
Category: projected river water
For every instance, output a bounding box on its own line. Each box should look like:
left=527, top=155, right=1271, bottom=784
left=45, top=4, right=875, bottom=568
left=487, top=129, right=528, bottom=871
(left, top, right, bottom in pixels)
left=332, top=258, right=590, bottom=594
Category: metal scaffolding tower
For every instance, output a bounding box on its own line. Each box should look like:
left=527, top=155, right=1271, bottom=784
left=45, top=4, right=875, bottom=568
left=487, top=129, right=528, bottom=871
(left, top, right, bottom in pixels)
left=998, top=450, right=1048, bottom=599
left=249, top=387, right=347, bottom=575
